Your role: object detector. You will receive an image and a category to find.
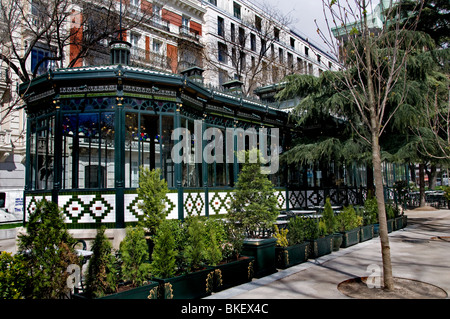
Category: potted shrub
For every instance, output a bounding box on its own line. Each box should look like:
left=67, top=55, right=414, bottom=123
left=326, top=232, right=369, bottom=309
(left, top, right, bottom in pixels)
left=336, top=206, right=363, bottom=248
left=204, top=218, right=255, bottom=292
left=137, top=167, right=169, bottom=259
left=83, top=227, right=120, bottom=299
left=304, top=217, right=333, bottom=259
left=18, top=199, right=80, bottom=299
left=385, top=203, right=395, bottom=233
left=444, top=186, right=450, bottom=209
left=150, top=217, right=214, bottom=299
left=273, top=217, right=309, bottom=269
left=322, top=197, right=342, bottom=251
left=228, top=149, right=279, bottom=278
left=361, top=197, right=377, bottom=242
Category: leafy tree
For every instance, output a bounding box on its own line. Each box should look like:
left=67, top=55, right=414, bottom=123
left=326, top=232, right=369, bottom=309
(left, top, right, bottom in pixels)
left=119, top=226, right=152, bottom=287
left=280, top=0, right=425, bottom=291
left=18, top=199, right=79, bottom=299
left=137, top=167, right=169, bottom=237
left=228, top=149, right=279, bottom=238
left=85, top=227, right=118, bottom=298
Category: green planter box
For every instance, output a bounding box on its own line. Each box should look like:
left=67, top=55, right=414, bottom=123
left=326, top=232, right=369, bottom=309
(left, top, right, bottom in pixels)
left=72, top=281, right=159, bottom=299
left=360, top=224, right=374, bottom=242
left=241, top=238, right=277, bottom=278
left=387, top=219, right=394, bottom=233
left=275, top=242, right=309, bottom=269
left=332, top=233, right=343, bottom=251
left=308, top=234, right=333, bottom=258
left=373, top=224, right=380, bottom=237
left=394, top=216, right=406, bottom=230
left=210, top=256, right=255, bottom=292
left=152, top=267, right=215, bottom=299
left=341, top=227, right=360, bottom=248
left=403, top=215, right=408, bottom=228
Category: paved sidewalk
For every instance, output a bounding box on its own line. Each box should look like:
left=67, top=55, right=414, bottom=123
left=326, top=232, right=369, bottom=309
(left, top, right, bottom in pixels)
left=206, top=209, right=450, bottom=299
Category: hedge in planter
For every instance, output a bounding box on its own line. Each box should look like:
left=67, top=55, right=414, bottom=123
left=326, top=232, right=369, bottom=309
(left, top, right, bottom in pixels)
left=204, top=218, right=255, bottom=292
left=150, top=217, right=215, bottom=299
left=304, top=217, right=333, bottom=259
left=228, top=149, right=279, bottom=278
left=336, top=206, right=362, bottom=248
left=273, top=222, right=308, bottom=269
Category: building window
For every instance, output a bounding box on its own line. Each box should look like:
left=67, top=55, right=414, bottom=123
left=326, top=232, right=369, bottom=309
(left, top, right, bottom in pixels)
left=261, top=39, right=267, bottom=56
left=274, top=27, right=280, bottom=42
left=238, top=27, right=245, bottom=47
left=305, top=46, right=309, bottom=57
left=130, top=0, right=140, bottom=8
left=218, top=42, right=227, bottom=63
left=153, top=3, right=162, bottom=17
left=233, top=2, right=241, bottom=19
left=255, top=15, right=262, bottom=32
left=250, top=33, right=256, bottom=51
left=290, top=37, right=295, bottom=49
left=287, top=53, right=293, bottom=70
left=209, top=0, right=217, bottom=5
left=317, top=54, right=321, bottom=64
left=218, top=69, right=228, bottom=86
left=31, top=47, right=54, bottom=76
left=230, top=23, right=236, bottom=42
left=153, top=40, right=162, bottom=53
left=278, top=48, right=283, bottom=63
left=329, top=61, right=333, bottom=69
left=85, top=165, right=106, bottom=189
left=217, top=16, right=224, bottom=37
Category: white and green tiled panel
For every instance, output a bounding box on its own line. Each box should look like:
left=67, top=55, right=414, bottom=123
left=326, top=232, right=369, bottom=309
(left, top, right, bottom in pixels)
left=124, top=191, right=178, bottom=223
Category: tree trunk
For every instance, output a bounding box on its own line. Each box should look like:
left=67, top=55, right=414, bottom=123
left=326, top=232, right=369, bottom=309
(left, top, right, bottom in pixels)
left=419, top=163, right=426, bottom=207
left=371, top=132, right=395, bottom=291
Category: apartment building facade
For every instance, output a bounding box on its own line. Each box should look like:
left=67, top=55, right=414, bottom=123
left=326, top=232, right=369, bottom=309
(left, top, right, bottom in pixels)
left=198, top=0, right=339, bottom=96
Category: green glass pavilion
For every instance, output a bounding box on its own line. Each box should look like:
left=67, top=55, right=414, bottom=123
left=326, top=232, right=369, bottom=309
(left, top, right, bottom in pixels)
left=19, top=41, right=374, bottom=230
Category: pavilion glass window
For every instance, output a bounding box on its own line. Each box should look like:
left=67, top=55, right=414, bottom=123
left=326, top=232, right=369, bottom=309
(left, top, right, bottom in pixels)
left=28, top=114, right=55, bottom=190
left=60, top=98, right=115, bottom=190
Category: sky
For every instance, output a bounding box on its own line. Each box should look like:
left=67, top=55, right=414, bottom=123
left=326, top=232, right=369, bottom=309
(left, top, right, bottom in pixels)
left=251, top=0, right=330, bottom=51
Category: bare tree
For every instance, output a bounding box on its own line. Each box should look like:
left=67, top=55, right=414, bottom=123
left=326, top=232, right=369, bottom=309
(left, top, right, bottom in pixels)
left=313, top=0, right=424, bottom=291
left=0, top=0, right=167, bottom=125
left=202, top=3, right=295, bottom=96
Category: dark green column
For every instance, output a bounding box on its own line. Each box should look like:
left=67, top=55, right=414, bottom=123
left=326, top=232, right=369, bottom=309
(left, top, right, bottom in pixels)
left=175, top=103, right=184, bottom=221
left=202, top=117, right=208, bottom=217
left=52, top=99, right=62, bottom=204
left=115, top=96, right=125, bottom=228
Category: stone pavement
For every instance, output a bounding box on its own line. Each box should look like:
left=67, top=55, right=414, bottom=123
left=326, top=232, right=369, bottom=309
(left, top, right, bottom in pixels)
left=206, top=209, right=450, bottom=299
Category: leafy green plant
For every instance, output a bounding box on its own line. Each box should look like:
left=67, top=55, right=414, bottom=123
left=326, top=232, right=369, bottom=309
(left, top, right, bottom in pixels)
left=303, top=218, right=320, bottom=240
left=183, top=216, right=207, bottom=271
left=336, top=206, right=363, bottom=232
left=363, top=196, right=379, bottom=225
left=150, top=220, right=178, bottom=279
left=85, top=227, right=118, bottom=298
left=18, top=199, right=79, bottom=299
left=228, top=149, right=279, bottom=238
left=273, top=225, right=289, bottom=247
left=119, top=226, right=152, bottom=287
left=137, top=167, right=169, bottom=237
left=286, top=216, right=306, bottom=245
left=322, top=197, right=337, bottom=235
left=444, top=186, right=450, bottom=201
left=203, top=218, right=225, bottom=266
left=385, top=203, right=396, bottom=220
left=0, top=252, right=28, bottom=299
